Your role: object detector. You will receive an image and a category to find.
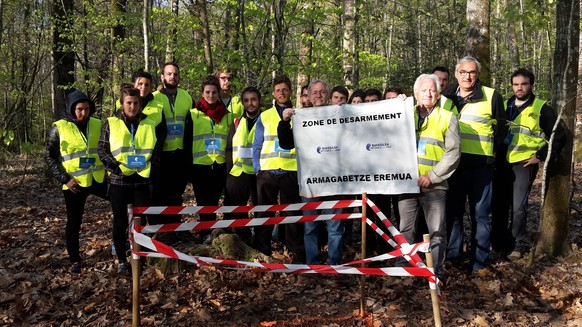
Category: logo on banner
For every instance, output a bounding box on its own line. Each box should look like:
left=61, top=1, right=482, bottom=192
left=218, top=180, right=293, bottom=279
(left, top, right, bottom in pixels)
left=365, top=142, right=392, bottom=151
left=316, top=145, right=340, bottom=154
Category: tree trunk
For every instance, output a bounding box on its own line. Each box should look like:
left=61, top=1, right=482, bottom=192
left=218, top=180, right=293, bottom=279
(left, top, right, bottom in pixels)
left=505, top=0, right=520, bottom=72
left=111, top=0, right=127, bottom=103
left=466, top=0, right=491, bottom=85
left=143, top=0, right=150, bottom=71
left=165, top=0, right=178, bottom=63
left=342, top=0, right=356, bottom=91
left=51, top=0, right=75, bottom=119
left=272, top=0, right=286, bottom=75
left=537, top=0, right=580, bottom=257
left=199, top=0, right=213, bottom=74
left=295, top=2, right=312, bottom=108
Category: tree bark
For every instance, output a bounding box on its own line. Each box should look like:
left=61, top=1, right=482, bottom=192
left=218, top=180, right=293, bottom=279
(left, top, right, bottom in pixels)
left=295, top=2, right=312, bottom=108
left=165, top=0, right=178, bottom=63
left=466, top=0, right=491, bottom=85
left=537, top=0, right=580, bottom=257
left=199, top=0, right=213, bottom=74
left=342, top=0, right=356, bottom=91
left=51, top=0, right=75, bottom=119
left=143, top=0, right=150, bottom=71
left=111, top=0, right=127, bottom=103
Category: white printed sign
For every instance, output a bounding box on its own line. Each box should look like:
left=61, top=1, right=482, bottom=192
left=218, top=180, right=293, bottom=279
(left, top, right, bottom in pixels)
left=292, top=98, right=419, bottom=197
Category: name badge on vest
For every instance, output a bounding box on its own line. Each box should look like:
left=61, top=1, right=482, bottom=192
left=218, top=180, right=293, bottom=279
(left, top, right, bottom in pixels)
left=127, top=155, right=146, bottom=169
left=504, top=133, right=514, bottom=145
left=274, top=139, right=290, bottom=153
left=205, top=138, right=221, bottom=151
left=167, top=124, right=183, bottom=136
left=79, top=157, right=96, bottom=169
left=417, top=140, right=427, bottom=156
left=238, top=147, right=252, bottom=159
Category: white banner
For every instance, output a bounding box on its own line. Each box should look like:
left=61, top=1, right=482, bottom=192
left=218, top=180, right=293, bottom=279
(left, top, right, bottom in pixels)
left=292, top=98, right=419, bottom=198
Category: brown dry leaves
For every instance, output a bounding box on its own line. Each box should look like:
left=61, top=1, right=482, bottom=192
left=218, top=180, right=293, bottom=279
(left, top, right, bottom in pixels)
left=1, top=156, right=582, bottom=326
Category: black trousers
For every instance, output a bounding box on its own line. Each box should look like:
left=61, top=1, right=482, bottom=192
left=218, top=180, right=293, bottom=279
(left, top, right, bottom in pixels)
left=366, top=194, right=399, bottom=254
left=62, top=181, right=107, bottom=263
left=190, top=162, right=227, bottom=236
left=109, top=183, right=151, bottom=263
left=150, top=149, right=189, bottom=224
left=224, top=172, right=257, bottom=242
left=255, top=171, right=304, bottom=260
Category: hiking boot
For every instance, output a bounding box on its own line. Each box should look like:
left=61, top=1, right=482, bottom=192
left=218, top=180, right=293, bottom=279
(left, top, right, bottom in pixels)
left=117, top=262, right=131, bottom=275
left=71, top=262, right=81, bottom=274
left=508, top=251, right=523, bottom=260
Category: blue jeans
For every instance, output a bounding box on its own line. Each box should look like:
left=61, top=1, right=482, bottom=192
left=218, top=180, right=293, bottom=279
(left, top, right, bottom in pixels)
left=303, top=196, right=345, bottom=265
left=446, top=163, right=493, bottom=271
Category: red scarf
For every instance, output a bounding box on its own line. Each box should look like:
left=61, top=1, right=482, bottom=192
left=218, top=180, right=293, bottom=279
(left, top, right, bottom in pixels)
left=196, top=98, right=227, bottom=124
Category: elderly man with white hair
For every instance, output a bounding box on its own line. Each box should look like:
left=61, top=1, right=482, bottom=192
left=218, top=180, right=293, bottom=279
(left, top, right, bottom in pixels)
left=398, top=73, right=461, bottom=283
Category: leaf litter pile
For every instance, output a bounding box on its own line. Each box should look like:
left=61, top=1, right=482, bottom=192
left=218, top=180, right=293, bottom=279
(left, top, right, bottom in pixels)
left=1, top=155, right=582, bottom=326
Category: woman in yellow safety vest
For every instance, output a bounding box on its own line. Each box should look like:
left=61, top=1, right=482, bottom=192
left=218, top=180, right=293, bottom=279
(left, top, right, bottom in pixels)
left=98, top=86, right=166, bottom=274
left=184, top=75, right=231, bottom=243
left=45, top=90, right=108, bottom=273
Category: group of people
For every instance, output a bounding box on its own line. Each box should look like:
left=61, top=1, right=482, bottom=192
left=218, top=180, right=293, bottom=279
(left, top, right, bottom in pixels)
left=45, top=56, right=565, bottom=283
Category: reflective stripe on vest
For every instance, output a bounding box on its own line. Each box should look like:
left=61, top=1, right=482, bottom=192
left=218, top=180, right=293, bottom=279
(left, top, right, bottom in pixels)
left=153, top=89, right=192, bottom=151
left=230, top=117, right=257, bottom=176
left=458, top=86, right=496, bottom=156
left=506, top=98, right=547, bottom=163
left=107, top=117, right=156, bottom=178
left=55, top=118, right=105, bottom=190
left=416, top=107, right=452, bottom=176
left=190, top=108, right=231, bottom=165
left=259, top=107, right=297, bottom=171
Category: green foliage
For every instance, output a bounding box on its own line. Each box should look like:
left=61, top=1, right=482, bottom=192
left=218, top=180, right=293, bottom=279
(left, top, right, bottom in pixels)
left=0, top=0, right=564, bottom=148
left=0, top=129, right=15, bottom=147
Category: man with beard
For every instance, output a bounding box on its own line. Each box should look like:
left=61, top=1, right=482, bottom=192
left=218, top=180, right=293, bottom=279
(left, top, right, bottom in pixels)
left=492, top=68, right=565, bottom=260
left=152, top=62, right=193, bottom=225
left=224, top=87, right=263, bottom=244
left=216, top=68, right=244, bottom=119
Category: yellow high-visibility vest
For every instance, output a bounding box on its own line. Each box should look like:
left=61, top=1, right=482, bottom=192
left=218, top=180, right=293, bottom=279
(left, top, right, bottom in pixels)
left=153, top=89, right=192, bottom=151
left=189, top=108, right=231, bottom=165
left=108, top=117, right=156, bottom=178
left=259, top=107, right=297, bottom=171
left=230, top=117, right=256, bottom=176
left=506, top=98, right=547, bottom=163
left=415, top=106, right=453, bottom=176
left=458, top=86, right=496, bottom=156
left=54, top=118, right=105, bottom=190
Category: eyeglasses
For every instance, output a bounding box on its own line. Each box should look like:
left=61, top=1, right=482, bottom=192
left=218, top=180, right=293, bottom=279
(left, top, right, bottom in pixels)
left=458, top=71, right=478, bottom=77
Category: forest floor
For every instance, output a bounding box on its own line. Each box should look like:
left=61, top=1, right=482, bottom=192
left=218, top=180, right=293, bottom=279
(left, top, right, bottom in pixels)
left=1, top=153, right=582, bottom=326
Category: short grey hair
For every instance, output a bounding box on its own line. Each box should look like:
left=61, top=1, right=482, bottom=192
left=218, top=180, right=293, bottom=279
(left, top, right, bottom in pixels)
left=455, top=56, right=481, bottom=73
left=308, top=79, right=329, bottom=95
left=413, top=74, right=441, bottom=95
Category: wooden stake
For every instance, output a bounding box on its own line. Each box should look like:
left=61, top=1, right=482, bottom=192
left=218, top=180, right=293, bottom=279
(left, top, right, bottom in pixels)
left=423, top=233, right=441, bottom=327
left=360, top=192, right=367, bottom=317
left=130, top=205, right=141, bottom=327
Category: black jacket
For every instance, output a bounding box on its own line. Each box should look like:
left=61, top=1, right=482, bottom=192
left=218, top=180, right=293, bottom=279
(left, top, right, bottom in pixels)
left=44, top=90, right=97, bottom=186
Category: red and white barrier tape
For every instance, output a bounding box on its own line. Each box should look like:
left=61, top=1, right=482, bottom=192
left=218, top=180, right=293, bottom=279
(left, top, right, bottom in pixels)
left=131, top=227, right=436, bottom=281
left=141, top=213, right=361, bottom=234
left=133, top=199, right=362, bottom=215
